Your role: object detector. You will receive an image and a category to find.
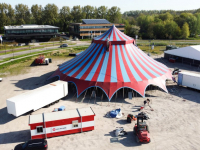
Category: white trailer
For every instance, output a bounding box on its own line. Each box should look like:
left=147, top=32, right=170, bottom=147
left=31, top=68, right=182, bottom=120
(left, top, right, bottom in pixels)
left=178, top=72, right=200, bottom=90
left=7, top=80, right=68, bottom=117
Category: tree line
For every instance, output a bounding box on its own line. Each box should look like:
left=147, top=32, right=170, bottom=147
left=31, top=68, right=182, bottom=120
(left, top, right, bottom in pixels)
left=0, top=3, right=200, bottom=39
left=0, top=3, right=121, bottom=33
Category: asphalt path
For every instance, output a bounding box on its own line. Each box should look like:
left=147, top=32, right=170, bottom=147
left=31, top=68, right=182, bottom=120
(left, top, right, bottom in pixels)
left=0, top=42, right=90, bottom=61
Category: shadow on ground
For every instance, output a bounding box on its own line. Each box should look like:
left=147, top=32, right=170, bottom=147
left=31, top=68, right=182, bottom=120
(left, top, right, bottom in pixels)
left=0, top=129, right=30, bottom=144
left=12, top=71, right=56, bottom=90
left=0, top=107, right=16, bottom=125
left=167, top=84, right=200, bottom=104
left=105, top=130, right=141, bottom=147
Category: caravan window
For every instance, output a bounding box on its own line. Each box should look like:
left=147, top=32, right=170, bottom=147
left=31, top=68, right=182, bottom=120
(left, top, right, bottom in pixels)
left=72, top=120, right=78, bottom=128
left=36, top=126, right=43, bottom=133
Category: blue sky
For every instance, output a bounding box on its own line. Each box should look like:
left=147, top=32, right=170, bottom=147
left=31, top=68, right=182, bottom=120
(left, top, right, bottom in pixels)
left=2, top=0, right=200, bottom=13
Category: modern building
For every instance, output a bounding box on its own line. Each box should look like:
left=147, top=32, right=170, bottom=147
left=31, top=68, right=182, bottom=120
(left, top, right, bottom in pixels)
left=4, top=24, right=59, bottom=42
left=69, top=19, right=125, bottom=39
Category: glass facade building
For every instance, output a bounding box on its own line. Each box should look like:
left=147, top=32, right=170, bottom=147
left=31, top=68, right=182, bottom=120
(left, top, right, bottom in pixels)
left=4, top=24, right=59, bottom=42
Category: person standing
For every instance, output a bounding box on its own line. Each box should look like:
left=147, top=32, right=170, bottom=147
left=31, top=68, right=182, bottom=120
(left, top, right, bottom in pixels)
left=144, top=100, right=147, bottom=106
left=147, top=99, right=150, bottom=106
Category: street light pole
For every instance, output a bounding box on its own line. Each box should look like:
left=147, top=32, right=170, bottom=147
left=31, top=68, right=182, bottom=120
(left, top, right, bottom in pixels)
left=148, top=40, right=151, bottom=56
left=12, top=46, right=14, bottom=58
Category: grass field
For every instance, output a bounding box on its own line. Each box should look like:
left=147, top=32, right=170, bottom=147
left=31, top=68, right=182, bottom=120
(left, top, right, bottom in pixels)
left=39, top=41, right=76, bottom=46
left=0, top=46, right=89, bottom=77
left=0, top=46, right=45, bottom=55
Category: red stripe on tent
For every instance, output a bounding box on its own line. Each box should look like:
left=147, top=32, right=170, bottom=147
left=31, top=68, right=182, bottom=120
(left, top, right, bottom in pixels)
left=104, top=45, right=112, bottom=82
left=133, top=45, right=168, bottom=72
left=115, top=45, right=124, bottom=82
left=91, top=51, right=106, bottom=81
left=107, top=28, right=114, bottom=41
left=116, top=28, right=129, bottom=41
left=120, top=45, right=137, bottom=82
left=60, top=44, right=94, bottom=70
left=99, top=27, right=112, bottom=40
left=80, top=46, right=104, bottom=80
left=71, top=44, right=101, bottom=78
left=134, top=45, right=168, bottom=70
left=115, top=29, right=125, bottom=41
left=129, top=46, right=157, bottom=78
left=64, top=47, right=97, bottom=75
left=125, top=45, right=147, bottom=80
left=134, top=46, right=168, bottom=73
left=132, top=46, right=163, bottom=76
left=117, top=27, right=133, bottom=41
left=112, top=28, right=117, bottom=41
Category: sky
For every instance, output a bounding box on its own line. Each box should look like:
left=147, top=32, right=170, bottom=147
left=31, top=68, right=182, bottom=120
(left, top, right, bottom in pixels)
left=2, top=0, right=200, bottom=13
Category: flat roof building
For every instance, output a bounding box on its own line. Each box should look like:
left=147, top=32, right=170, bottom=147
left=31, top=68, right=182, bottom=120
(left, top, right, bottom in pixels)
left=4, top=24, right=59, bottom=42
left=69, top=19, right=125, bottom=39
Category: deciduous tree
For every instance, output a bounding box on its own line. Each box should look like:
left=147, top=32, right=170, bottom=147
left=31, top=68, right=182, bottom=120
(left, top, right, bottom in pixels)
left=31, top=4, right=43, bottom=24
left=15, top=4, right=30, bottom=24
left=43, top=4, right=58, bottom=25
left=182, top=22, right=190, bottom=39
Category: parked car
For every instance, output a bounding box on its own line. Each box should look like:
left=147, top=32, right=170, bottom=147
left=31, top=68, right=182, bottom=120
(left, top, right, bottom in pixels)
left=166, top=45, right=179, bottom=50
left=60, top=44, right=68, bottom=47
left=14, top=139, right=48, bottom=150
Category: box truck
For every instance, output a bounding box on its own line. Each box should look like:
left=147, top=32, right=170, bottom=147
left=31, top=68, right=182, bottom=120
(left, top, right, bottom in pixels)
left=178, top=72, right=200, bottom=90
left=7, top=80, right=68, bottom=117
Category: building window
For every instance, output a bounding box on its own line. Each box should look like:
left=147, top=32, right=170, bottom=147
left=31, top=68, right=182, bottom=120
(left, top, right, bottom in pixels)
left=36, top=126, right=43, bottom=133
left=72, top=120, right=78, bottom=128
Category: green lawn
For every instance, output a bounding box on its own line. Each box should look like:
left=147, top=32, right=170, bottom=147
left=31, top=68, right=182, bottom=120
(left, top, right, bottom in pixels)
left=0, top=46, right=45, bottom=55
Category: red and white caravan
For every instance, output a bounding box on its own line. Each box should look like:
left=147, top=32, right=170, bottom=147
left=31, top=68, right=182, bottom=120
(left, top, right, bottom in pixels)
left=29, top=107, right=95, bottom=139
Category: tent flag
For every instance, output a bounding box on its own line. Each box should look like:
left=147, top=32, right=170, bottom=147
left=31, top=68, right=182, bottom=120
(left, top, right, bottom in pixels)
left=49, top=25, right=172, bottom=101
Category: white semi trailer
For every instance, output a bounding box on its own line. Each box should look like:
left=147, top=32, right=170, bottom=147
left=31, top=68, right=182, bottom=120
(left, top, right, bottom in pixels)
left=7, top=80, right=68, bottom=117
left=178, top=72, right=200, bottom=90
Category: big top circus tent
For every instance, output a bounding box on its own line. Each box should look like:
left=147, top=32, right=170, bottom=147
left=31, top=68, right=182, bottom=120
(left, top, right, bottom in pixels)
left=49, top=25, right=172, bottom=100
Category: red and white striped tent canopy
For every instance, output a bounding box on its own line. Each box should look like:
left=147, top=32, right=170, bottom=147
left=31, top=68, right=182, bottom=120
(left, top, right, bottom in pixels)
left=50, top=25, right=172, bottom=100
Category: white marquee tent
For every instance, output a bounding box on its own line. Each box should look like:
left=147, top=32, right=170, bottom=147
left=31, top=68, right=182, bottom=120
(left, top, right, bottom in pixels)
left=164, top=45, right=200, bottom=65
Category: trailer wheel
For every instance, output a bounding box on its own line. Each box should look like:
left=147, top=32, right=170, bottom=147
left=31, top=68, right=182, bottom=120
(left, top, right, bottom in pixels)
left=49, top=58, right=52, bottom=63
left=45, top=59, right=49, bottom=65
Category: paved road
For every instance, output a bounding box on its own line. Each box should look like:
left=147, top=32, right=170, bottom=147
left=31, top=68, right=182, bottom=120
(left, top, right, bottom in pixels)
left=0, top=42, right=90, bottom=61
